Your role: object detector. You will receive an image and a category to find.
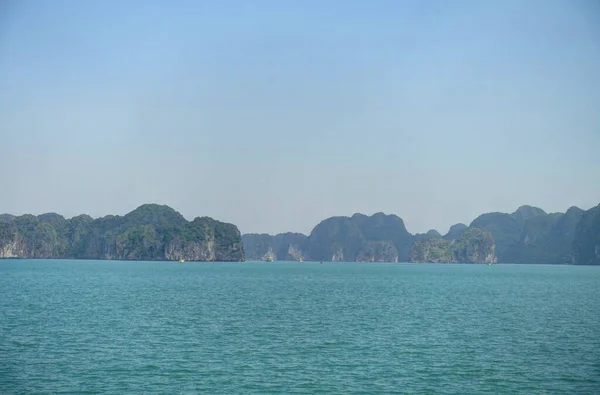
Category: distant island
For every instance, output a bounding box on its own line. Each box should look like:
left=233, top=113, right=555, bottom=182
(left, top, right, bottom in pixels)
left=0, top=204, right=244, bottom=262
left=243, top=203, right=600, bottom=265
left=1, top=202, right=599, bottom=265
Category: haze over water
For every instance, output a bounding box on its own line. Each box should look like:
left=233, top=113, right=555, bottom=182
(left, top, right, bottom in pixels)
left=1, top=260, right=599, bottom=394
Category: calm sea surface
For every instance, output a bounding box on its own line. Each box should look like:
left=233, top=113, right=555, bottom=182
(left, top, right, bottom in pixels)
left=1, top=261, right=599, bottom=394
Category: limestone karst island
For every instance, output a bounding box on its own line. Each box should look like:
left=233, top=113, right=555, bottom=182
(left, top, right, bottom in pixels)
left=1, top=203, right=599, bottom=265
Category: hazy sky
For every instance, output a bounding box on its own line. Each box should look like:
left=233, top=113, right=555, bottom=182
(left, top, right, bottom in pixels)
left=1, top=0, right=599, bottom=235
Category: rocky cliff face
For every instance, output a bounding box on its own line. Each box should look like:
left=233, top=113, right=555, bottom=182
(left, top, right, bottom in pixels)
left=356, top=241, right=399, bottom=262
left=0, top=204, right=244, bottom=262
left=572, top=204, right=600, bottom=265
left=286, top=244, right=304, bottom=261
left=0, top=215, right=63, bottom=259
left=242, top=232, right=307, bottom=261
left=238, top=203, right=594, bottom=264
left=469, top=212, right=522, bottom=261
left=452, top=229, right=497, bottom=264
left=469, top=205, right=584, bottom=264
left=0, top=227, right=27, bottom=258
left=305, top=212, right=413, bottom=262
left=242, top=212, right=413, bottom=262
left=409, top=228, right=497, bottom=264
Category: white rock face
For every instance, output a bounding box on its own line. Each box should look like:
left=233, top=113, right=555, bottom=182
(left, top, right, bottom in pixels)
left=165, top=237, right=217, bottom=261
left=287, top=245, right=304, bottom=261
left=263, top=247, right=276, bottom=261
left=0, top=237, right=26, bottom=258
left=332, top=248, right=344, bottom=262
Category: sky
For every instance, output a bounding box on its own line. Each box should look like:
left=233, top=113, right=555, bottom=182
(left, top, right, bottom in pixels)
left=1, top=0, right=599, bottom=235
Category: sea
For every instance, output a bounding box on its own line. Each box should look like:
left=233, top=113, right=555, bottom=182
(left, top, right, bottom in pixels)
left=1, top=260, right=599, bottom=394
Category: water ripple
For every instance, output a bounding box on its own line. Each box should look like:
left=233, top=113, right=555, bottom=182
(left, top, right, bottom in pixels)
left=1, top=261, right=599, bottom=394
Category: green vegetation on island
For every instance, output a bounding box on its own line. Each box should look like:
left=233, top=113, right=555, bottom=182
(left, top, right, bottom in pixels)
left=240, top=203, right=599, bottom=265
left=3, top=202, right=599, bottom=265
left=0, top=204, right=244, bottom=261
left=409, top=228, right=497, bottom=264
left=305, top=213, right=413, bottom=262
left=468, top=205, right=584, bottom=264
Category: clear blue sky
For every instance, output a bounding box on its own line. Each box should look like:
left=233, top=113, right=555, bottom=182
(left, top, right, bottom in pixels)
left=1, top=0, right=599, bottom=235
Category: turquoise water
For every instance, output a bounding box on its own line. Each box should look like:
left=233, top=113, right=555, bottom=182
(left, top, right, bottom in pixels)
left=1, top=261, right=599, bottom=394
